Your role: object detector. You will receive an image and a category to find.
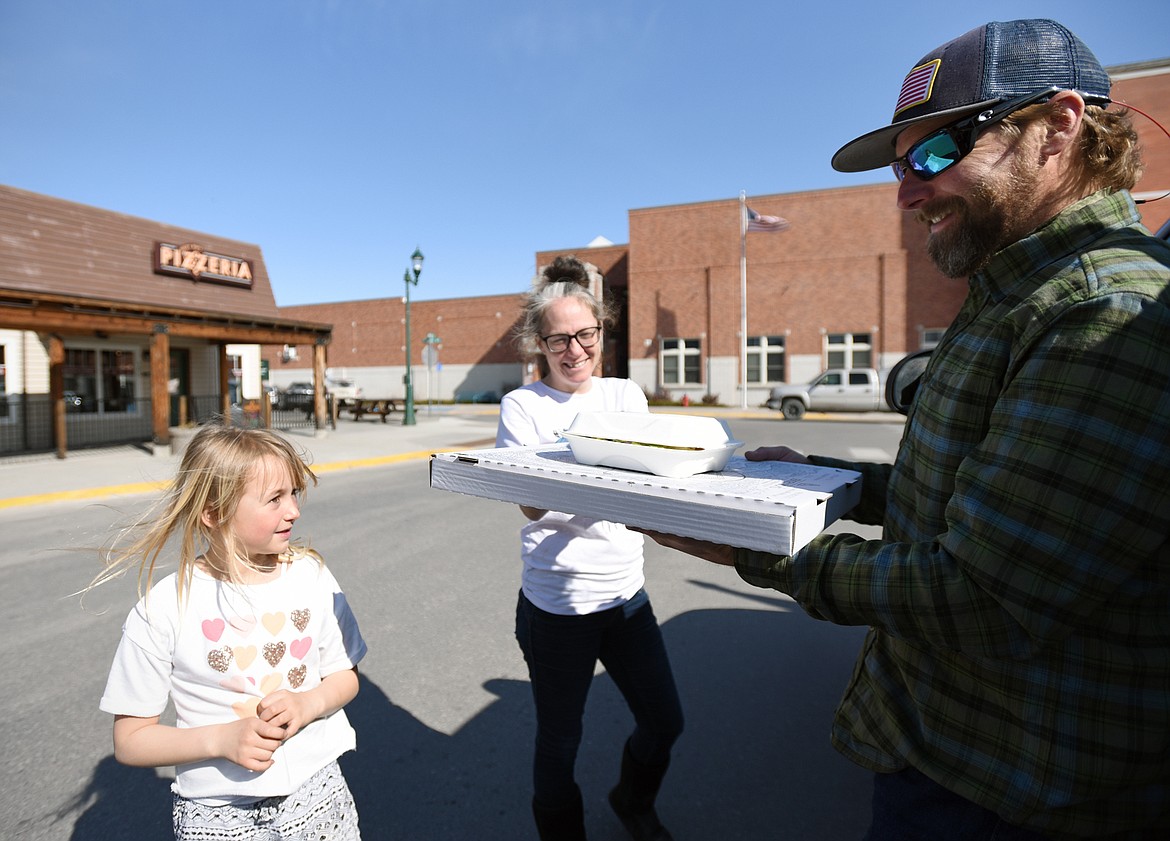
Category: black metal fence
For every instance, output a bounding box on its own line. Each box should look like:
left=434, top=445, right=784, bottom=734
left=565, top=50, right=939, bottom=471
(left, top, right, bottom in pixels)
left=0, top=393, right=154, bottom=455
left=268, top=401, right=334, bottom=433
left=0, top=393, right=332, bottom=457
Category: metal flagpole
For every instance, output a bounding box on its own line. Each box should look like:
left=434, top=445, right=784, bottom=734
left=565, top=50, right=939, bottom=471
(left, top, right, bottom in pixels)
left=739, top=190, right=748, bottom=410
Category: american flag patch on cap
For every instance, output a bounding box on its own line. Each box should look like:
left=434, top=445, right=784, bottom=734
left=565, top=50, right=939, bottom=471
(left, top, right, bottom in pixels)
left=894, top=59, right=940, bottom=115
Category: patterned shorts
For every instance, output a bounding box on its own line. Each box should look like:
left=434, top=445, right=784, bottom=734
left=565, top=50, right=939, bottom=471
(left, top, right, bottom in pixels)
left=172, top=761, right=360, bottom=840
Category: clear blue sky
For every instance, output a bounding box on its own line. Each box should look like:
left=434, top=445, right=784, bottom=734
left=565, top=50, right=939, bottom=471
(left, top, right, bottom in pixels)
left=3, top=1, right=1167, bottom=305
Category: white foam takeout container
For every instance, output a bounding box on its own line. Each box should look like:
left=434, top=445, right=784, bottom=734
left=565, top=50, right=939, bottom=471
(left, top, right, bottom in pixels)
left=556, top=411, right=743, bottom=478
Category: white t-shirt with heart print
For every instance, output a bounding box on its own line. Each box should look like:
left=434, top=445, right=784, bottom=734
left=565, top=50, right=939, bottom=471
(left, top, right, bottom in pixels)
left=100, top=551, right=367, bottom=804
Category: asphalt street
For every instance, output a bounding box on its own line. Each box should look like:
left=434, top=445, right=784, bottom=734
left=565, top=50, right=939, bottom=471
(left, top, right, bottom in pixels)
left=0, top=408, right=905, bottom=840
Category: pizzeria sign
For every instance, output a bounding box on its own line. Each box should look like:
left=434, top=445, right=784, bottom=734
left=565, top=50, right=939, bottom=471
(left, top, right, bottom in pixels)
left=154, top=242, right=254, bottom=288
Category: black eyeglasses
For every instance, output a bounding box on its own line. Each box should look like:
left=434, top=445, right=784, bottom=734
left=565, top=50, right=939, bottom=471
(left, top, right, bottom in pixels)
left=891, top=86, right=1065, bottom=182
left=540, top=325, right=602, bottom=353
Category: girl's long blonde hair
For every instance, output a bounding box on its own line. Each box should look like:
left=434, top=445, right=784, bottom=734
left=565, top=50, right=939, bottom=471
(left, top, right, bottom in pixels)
left=89, top=423, right=317, bottom=603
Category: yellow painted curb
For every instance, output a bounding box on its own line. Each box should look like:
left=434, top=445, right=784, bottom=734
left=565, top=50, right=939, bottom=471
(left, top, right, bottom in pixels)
left=0, top=441, right=494, bottom=511
left=0, top=480, right=169, bottom=510
left=311, top=446, right=464, bottom=474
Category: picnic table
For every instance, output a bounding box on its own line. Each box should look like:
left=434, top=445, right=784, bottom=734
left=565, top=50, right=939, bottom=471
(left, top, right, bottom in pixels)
left=344, top=398, right=402, bottom=422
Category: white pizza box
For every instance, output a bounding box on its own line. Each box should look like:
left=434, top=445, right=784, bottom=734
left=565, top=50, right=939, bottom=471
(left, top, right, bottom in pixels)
left=430, top=444, right=861, bottom=555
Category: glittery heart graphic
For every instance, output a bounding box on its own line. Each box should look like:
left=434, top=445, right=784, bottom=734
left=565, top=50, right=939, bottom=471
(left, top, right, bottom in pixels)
left=263, top=641, right=286, bottom=667
left=219, top=675, right=254, bottom=693
left=290, top=608, right=310, bottom=632
left=233, top=646, right=257, bottom=671
left=207, top=646, right=233, bottom=673
left=290, top=637, right=312, bottom=661
left=287, top=665, right=307, bottom=689
left=201, top=619, right=225, bottom=642
left=260, top=672, right=282, bottom=695
left=232, top=697, right=260, bottom=719
left=261, top=612, right=285, bottom=636
left=228, top=614, right=257, bottom=635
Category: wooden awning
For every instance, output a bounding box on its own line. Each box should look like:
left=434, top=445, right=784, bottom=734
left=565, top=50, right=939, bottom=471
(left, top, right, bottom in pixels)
left=1, top=288, right=334, bottom=457
left=0, top=288, right=332, bottom=345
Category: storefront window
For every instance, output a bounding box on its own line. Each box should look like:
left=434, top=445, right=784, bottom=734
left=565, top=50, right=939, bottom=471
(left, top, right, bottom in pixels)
left=0, top=344, right=7, bottom=418
left=228, top=353, right=243, bottom=406
left=64, top=347, right=137, bottom=413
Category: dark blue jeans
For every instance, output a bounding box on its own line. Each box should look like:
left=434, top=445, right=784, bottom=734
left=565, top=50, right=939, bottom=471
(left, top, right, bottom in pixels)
left=515, top=589, right=684, bottom=810
left=866, top=766, right=1170, bottom=840
left=863, top=766, right=1051, bottom=841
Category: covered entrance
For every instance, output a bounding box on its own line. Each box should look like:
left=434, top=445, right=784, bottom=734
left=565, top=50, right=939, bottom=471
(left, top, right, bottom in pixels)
left=0, top=185, right=335, bottom=458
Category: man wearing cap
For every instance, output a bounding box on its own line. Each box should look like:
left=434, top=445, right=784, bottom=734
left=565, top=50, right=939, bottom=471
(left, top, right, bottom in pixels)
left=643, top=19, right=1170, bottom=839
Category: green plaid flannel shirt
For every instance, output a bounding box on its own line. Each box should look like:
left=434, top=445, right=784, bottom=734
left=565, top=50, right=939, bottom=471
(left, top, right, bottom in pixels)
left=735, top=191, right=1170, bottom=837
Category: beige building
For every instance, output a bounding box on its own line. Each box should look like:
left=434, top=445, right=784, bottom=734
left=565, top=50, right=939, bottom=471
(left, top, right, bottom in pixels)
left=0, top=185, right=333, bottom=456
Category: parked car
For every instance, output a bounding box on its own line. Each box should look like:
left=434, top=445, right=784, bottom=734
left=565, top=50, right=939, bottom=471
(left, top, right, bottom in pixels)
left=766, top=367, right=891, bottom=419
left=279, top=381, right=318, bottom=410
left=325, top=376, right=361, bottom=404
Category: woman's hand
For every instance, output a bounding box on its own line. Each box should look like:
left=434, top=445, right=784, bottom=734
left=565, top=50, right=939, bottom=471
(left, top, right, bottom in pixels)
left=633, top=528, right=737, bottom=566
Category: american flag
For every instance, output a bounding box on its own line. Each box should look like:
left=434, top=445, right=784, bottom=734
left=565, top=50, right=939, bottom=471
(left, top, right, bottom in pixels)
left=746, top=206, right=790, bottom=233
left=894, top=59, right=940, bottom=116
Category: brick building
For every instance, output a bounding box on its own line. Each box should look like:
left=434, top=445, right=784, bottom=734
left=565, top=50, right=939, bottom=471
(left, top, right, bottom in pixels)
left=271, top=292, right=527, bottom=404
left=5, top=60, right=1165, bottom=456
left=273, top=59, right=1169, bottom=408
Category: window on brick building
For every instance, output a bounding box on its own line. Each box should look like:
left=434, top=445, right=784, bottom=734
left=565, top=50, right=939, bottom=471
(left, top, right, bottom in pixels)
left=919, top=327, right=946, bottom=349
left=825, top=333, right=872, bottom=369
left=746, top=335, right=785, bottom=383
left=661, top=338, right=701, bottom=384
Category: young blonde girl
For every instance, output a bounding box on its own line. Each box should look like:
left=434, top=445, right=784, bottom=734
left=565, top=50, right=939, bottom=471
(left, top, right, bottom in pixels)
left=93, top=423, right=366, bottom=840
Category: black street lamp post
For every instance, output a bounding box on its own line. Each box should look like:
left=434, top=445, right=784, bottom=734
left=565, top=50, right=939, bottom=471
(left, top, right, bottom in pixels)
left=402, top=247, right=424, bottom=425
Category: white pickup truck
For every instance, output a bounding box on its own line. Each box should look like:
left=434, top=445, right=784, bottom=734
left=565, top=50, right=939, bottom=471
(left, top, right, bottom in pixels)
left=766, top=368, right=891, bottom=419
left=325, top=376, right=362, bottom=404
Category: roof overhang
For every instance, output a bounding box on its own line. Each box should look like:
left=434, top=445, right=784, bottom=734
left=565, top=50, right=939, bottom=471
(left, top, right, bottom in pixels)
left=0, top=289, right=332, bottom=345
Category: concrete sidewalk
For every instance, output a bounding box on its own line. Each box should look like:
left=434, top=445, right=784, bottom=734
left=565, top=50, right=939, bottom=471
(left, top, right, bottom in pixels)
left=0, top=404, right=880, bottom=511
left=0, top=407, right=502, bottom=511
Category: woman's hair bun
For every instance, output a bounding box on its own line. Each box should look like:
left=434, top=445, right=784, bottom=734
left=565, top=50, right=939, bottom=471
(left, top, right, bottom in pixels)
left=540, top=254, right=590, bottom=288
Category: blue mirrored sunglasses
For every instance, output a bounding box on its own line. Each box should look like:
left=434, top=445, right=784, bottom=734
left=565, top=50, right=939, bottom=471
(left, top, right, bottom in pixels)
left=891, top=86, right=1068, bottom=182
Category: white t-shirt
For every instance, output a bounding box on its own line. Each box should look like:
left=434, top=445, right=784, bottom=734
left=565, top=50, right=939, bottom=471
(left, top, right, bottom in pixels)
left=100, top=552, right=367, bottom=804
left=496, top=377, right=647, bottom=615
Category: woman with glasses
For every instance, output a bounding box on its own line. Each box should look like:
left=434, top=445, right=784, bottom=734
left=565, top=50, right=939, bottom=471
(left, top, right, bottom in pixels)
left=496, top=255, right=683, bottom=841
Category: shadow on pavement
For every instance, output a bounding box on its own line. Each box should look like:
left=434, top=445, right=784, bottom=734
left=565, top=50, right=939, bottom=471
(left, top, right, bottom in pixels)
left=63, top=599, right=871, bottom=840
left=63, top=756, right=172, bottom=840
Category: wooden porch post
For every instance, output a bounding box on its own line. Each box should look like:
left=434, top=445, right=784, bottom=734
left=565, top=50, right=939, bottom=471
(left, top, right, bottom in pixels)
left=48, top=334, right=66, bottom=459
left=218, top=344, right=231, bottom=423
left=313, top=340, right=328, bottom=432
left=151, top=326, right=171, bottom=448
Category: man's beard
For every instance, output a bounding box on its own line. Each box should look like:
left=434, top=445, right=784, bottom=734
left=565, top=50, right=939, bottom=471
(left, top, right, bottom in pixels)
left=922, top=158, right=1040, bottom=279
